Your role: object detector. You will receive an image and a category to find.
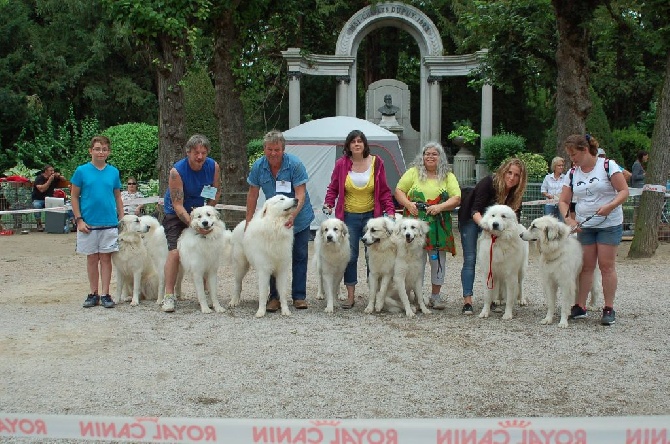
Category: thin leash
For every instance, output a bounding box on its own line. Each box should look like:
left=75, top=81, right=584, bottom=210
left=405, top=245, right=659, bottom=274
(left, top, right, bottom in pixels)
left=486, top=234, right=497, bottom=289
left=570, top=213, right=599, bottom=233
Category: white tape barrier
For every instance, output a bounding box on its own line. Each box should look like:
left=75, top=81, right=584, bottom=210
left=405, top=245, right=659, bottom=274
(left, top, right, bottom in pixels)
left=0, top=197, right=246, bottom=216
left=0, top=413, right=668, bottom=443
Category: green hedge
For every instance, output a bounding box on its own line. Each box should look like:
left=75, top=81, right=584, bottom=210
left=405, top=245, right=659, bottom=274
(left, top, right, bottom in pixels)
left=102, top=123, right=158, bottom=181
left=483, top=132, right=526, bottom=171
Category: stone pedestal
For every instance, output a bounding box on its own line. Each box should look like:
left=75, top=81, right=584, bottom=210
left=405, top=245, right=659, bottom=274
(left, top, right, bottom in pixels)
left=452, top=137, right=476, bottom=187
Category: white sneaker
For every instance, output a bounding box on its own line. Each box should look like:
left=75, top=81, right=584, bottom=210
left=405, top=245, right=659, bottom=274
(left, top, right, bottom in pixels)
left=162, top=294, right=175, bottom=312
left=430, top=295, right=447, bottom=310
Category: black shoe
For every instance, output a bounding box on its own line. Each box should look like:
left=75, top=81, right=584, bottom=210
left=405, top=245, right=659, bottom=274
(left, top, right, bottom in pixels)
left=569, top=304, right=587, bottom=319
left=83, top=294, right=100, bottom=308
left=461, top=303, right=473, bottom=315
left=100, top=294, right=115, bottom=308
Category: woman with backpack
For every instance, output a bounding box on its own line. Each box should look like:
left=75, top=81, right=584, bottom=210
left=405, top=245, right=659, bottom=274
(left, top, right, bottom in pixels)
left=558, top=134, right=629, bottom=326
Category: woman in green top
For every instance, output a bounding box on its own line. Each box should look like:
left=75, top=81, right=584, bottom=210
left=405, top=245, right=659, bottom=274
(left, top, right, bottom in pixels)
left=394, top=142, right=461, bottom=310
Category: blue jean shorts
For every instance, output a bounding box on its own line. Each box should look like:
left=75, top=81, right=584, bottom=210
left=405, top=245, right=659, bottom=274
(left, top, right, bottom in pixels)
left=577, top=224, right=623, bottom=246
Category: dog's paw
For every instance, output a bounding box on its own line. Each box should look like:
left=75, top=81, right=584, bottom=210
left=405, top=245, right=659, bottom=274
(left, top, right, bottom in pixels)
left=404, top=310, right=416, bottom=318
left=255, top=309, right=266, bottom=318
left=558, top=318, right=569, bottom=328
left=478, top=310, right=490, bottom=319
left=281, top=308, right=292, bottom=316
left=540, top=317, right=553, bottom=325
left=214, top=306, right=226, bottom=313
left=364, top=305, right=374, bottom=314
left=519, top=297, right=529, bottom=306
left=502, top=312, right=513, bottom=320
left=324, top=306, right=334, bottom=314
left=130, top=300, right=139, bottom=307
left=315, top=293, right=325, bottom=300
left=337, top=293, right=347, bottom=301
left=201, top=306, right=213, bottom=314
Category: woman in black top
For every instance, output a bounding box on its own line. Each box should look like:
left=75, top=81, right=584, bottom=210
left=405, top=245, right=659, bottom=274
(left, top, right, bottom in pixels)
left=457, top=158, right=527, bottom=314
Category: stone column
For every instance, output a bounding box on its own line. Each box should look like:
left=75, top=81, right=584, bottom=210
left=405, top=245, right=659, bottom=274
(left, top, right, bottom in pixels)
left=427, top=76, right=442, bottom=143
left=288, top=71, right=302, bottom=128
left=477, top=83, right=493, bottom=181
left=336, top=76, right=350, bottom=116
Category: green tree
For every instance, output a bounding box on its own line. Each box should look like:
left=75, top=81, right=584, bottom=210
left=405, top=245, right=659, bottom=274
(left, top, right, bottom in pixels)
left=183, top=66, right=219, bottom=150
left=101, top=0, right=212, bottom=194
left=629, top=0, right=670, bottom=258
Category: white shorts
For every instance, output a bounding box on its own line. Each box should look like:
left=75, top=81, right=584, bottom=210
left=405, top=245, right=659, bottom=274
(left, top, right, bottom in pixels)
left=76, top=228, right=119, bottom=255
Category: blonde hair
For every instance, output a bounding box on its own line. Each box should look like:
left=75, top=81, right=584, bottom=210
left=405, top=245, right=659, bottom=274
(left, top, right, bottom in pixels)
left=550, top=156, right=564, bottom=171
left=493, top=158, right=527, bottom=211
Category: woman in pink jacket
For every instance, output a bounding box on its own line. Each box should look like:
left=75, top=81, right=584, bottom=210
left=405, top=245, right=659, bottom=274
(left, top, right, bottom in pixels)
left=323, top=130, right=396, bottom=309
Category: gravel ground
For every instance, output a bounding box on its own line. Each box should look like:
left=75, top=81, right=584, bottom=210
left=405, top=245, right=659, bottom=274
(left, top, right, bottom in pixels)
left=1, top=231, right=669, bottom=442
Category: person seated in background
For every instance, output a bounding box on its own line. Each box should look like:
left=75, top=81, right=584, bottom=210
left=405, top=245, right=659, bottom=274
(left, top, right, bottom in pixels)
left=31, top=165, right=61, bottom=231
left=120, top=177, right=144, bottom=215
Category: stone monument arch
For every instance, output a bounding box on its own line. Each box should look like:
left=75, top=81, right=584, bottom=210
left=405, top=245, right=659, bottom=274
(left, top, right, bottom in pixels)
left=282, top=2, right=492, bottom=165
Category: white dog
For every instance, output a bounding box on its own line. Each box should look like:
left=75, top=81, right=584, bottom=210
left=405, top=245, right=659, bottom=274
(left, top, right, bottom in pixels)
left=520, top=215, right=603, bottom=327
left=112, top=215, right=159, bottom=306
left=176, top=205, right=229, bottom=314
left=384, top=217, right=431, bottom=317
left=313, top=218, right=351, bottom=313
left=138, top=215, right=168, bottom=304
left=361, top=216, right=398, bottom=314
left=477, top=204, right=529, bottom=320
left=229, top=195, right=297, bottom=317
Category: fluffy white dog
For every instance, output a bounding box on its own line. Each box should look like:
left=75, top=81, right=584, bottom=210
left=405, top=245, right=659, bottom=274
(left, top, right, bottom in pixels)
left=112, top=215, right=159, bottom=306
left=176, top=205, right=230, bottom=314
left=520, top=215, right=603, bottom=327
left=361, top=216, right=398, bottom=314
left=313, top=218, right=351, bottom=313
left=477, top=204, right=529, bottom=320
left=384, top=217, right=431, bottom=317
left=229, top=195, right=297, bottom=317
left=138, top=215, right=168, bottom=304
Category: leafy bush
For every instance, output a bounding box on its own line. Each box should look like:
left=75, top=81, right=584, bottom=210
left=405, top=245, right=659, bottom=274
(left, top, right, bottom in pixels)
left=613, top=127, right=651, bottom=170
left=509, top=152, right=548, bottom=182
left=483, top=132, right=526, bottom=171
left=247, top=139, right=264, bottom=166
left=102, top=123, right=158, bottom=181
left=12, top=105, right=100, bottom=178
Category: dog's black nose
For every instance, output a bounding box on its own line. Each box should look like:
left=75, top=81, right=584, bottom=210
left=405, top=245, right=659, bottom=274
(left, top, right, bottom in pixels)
left=492, top=222, right=499, bottom=230
left=202, top=221, right=209, bottom=227
left=326, top=235, right=333, bottom=241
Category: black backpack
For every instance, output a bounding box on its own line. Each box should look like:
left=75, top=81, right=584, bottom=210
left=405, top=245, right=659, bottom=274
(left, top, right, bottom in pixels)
left=569, top=159, right=611, bottom=191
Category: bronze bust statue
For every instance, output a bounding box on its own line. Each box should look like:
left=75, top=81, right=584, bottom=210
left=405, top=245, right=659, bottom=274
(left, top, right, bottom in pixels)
left=378, top=94, right=400, bottom=116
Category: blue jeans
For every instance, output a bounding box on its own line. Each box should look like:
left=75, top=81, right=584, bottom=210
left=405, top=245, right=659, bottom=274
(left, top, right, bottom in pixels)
left=269, top=226, right=310, bottom=301
left=343, top=211, right=373, bottom=286
left=32, top=200, right=45, bottom=222
left=544, top=204, right=564, bottom=221
left=460, top=219, right=481, bottom=297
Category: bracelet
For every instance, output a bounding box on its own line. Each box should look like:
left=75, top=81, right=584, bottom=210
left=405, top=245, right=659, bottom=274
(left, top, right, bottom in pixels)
left=75, top=217, right=84, bottom=221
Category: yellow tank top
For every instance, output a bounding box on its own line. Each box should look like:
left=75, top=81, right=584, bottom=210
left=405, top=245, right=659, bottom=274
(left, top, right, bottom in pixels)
left=344, top=157, right=375, bottom=213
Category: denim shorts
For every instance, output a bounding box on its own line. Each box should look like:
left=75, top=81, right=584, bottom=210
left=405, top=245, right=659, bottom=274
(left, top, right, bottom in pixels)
left=577, top=224, right=623, bottom=246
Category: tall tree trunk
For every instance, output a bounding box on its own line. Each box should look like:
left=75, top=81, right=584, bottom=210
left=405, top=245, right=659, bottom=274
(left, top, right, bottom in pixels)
left=212, top=7, right=249, bottom=227
left=628, top=49, right=670, bottom=258
left=552, top=0, right=601, bottom=160
left=155, top=36, right=187, bottom=195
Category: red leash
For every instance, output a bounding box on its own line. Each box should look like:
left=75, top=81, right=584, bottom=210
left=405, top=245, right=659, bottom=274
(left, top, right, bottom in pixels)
left=486, top=235, right=497, bottom=289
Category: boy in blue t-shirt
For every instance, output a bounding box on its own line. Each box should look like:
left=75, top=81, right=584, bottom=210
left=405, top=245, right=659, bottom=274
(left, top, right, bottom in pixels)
left=70, top=136, right=124, bottom=309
